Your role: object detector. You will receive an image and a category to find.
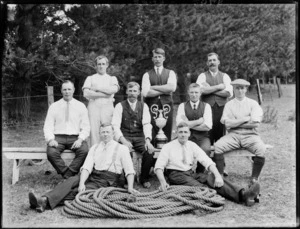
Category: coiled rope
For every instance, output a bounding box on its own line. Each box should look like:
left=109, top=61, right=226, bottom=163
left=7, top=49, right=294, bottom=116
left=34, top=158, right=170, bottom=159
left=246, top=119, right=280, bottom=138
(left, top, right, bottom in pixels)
left=62, top=185, right=225, bottom=218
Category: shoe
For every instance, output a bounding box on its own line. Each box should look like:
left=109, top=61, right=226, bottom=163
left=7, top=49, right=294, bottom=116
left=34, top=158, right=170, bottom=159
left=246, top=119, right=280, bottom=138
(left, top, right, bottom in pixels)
left=223, top=170, right=229, bottom=177
left=28, top=192, right=48, bottom=213
left=242, top=182, right=261, bottom=207
left=142, top=182, right=151, bottom=189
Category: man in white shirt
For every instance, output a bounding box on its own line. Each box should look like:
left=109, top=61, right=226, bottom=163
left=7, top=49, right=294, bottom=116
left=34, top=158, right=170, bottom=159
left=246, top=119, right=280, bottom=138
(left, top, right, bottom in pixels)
left=43, top=80, right=90, bottom=179
left=196, top=52, right=233, bottom=144
left=154, top=122, right=261, bottom=207
left=176, top=83, right=212, bottom=173
left=112, top=82, right=155, bottom=188
left=213, top=79, right=266, bottom=185
left=29, top=124, right=139, bottom=213
left=82, top=55, right=119, bottom=146
left=141, top=48, right=177, bottom=145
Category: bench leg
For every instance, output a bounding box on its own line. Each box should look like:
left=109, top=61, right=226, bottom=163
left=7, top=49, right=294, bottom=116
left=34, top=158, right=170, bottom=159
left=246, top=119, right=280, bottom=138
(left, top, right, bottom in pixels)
left=12, top=159, right=20, bottom=185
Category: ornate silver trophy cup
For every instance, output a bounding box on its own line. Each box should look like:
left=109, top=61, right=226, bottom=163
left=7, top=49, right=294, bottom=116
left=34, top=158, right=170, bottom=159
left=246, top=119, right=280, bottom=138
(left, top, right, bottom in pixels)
left=150, top=104, right=171, bottom=149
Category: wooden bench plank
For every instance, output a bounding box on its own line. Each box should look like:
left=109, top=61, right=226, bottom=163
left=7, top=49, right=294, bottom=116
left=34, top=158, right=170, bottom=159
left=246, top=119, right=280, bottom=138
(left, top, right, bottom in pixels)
left=3, top=147, right=75, bottom=185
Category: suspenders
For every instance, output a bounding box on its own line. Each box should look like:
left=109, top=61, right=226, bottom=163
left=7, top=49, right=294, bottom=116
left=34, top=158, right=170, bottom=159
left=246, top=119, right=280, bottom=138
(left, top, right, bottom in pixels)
left=107, top=143, right=120, bottom=172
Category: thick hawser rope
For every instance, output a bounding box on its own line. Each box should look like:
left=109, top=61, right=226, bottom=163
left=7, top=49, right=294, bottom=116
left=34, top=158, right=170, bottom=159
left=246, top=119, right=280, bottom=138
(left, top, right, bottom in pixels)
left=62, top=185, right=225, bottom=218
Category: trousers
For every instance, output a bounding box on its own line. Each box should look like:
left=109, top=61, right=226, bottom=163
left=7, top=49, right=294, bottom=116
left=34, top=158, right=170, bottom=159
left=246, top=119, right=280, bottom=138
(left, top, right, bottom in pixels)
left=209, top=103, right=226, bottom=144
left=166, top=169, right=242, bottom=203
left=43, top=170, right=125, bottom=210
left=46, top=135, right=88, bottom=178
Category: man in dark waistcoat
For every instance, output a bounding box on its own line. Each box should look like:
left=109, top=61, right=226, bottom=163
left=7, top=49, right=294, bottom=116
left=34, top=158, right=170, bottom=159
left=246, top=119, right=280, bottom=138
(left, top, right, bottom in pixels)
left=28, top=124, right=139, bottom=213
left=176, top=83, right=212, bottom=173
left=112, top=82, right=155, bottom=188
left=196, top=52, right=233, bottom=145
left=141, top=48, right=177, bottom=146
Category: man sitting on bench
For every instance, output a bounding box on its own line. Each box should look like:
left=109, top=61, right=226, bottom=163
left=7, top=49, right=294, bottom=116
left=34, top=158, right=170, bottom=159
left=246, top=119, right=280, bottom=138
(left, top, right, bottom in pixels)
left=43, top=80, right=90, bottom=179
left=29, top=124, right=139, bottom=213
left=213, top=79, right=266, bottom=185
left=111, top=82, right=155, bottom=188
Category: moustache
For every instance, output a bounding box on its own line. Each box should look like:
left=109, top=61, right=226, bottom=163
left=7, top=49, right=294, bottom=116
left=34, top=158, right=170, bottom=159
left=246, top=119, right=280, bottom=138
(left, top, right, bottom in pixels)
left=209, top=63, right=215, bottom=67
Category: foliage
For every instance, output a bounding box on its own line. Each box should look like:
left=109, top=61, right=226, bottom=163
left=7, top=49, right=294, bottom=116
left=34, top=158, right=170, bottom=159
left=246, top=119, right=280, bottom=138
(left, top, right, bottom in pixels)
left=2, top=3, right=296, bottom=121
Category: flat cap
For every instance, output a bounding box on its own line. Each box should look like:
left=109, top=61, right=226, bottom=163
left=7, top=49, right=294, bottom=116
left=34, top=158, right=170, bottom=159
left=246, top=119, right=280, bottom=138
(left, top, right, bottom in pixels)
left=231, top=79, right=250, bottom=86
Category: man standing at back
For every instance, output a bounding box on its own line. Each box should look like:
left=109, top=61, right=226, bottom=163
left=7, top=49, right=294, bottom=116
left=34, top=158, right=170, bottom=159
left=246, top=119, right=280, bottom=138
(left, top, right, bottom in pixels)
left=141, top=48, right=177, bottom=145
left=43, top=80, right=90, bottom=179
left=196, top=52, right=233, bottom=145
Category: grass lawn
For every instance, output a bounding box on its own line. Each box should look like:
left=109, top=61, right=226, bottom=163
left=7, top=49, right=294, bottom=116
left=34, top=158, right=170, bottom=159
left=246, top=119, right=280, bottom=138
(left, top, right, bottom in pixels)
left=2, top=84, right=297, bottom=227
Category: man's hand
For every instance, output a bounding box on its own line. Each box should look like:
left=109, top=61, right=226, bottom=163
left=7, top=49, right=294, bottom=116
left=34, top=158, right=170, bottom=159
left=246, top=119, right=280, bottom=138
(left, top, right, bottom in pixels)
left=128, top=187, right=140, bottom=195
left=158, top=182, right=170, bottom=192
left=214, top=175, right=224, bottom=188
left=216, top=83, right=226, bottom=90
left=48, top=139, right=58, bottom=148
left=145, top=139, right=155, bottom=154
left=78, top=183, right=86, bottom=192
left=122, top=138, right=133, bottom=152
left=71, top=138, right=83, bottom=149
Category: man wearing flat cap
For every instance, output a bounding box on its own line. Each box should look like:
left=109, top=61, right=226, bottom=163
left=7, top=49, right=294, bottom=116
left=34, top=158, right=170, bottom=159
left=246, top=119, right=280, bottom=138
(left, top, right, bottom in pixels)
left=213, top=79, right=266, bottom=186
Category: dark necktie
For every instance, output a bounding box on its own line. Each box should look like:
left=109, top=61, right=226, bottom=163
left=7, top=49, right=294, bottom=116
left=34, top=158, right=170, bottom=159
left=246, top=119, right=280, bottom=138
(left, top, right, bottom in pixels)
left=193, top=104, right=197, bottom=110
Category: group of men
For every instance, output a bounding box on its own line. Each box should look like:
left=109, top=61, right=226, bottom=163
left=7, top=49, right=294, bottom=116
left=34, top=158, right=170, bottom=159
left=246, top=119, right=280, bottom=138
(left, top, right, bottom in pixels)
left=29, top=49, right=266, bottom=213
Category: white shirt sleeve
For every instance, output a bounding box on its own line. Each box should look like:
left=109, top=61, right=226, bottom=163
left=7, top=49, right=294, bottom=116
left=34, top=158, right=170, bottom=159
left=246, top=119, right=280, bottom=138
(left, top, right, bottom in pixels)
left=78, top=104, right=90, bottom=140
left=142, top=103, right=152, bottom=140
left=193, top=142, right=215, bottom=170
left=196, top=73, right=206, bottom=87
left=223, top=73, right=233, bottom=98
left=111, top=103, right=124, bottom=141
left=154, top=144, right=170, bottom=172
left=141, top=72, right=150, bottom=97
left=220, top=102, right=233, bottom=124
left=203, top=103, right=212, bottom=129
left=43, top=104, right=55, bottom=142
left=120, top=145, right=136, bottom=176
left=250, top=100, right=263, bottom=122
left=167, top=70, right=177, bottom=92
left=176, top=103, right=186, bottom=127
left=80, top=144, right=97, bottom=174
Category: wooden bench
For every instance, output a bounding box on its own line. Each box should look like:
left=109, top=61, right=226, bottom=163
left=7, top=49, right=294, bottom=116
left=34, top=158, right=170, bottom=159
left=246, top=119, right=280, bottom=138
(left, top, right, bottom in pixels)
left=3, top=147, right=75, bottom=185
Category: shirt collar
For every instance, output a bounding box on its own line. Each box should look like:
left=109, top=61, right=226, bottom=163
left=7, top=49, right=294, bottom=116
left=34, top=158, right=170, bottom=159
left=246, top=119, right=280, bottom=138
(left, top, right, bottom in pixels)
left=127, top=99, right=137, bottom=106
left=209, top=69, right=219, bottom=76
left=190, top=100, right=199, bottom=108
left=155, top=66, right=163, bottom=72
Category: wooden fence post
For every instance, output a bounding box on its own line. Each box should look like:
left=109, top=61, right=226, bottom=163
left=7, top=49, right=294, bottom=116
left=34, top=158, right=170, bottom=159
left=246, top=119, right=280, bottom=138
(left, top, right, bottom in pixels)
left=256, top=79, right=263, bottom=105
left=47, top=86, right=54, bottom=107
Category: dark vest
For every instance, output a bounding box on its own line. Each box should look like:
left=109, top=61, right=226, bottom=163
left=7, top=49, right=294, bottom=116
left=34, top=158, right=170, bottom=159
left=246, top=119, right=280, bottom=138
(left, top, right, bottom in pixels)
left=184, top=101, right=208, bottom=137
left=120, top=100, right=144, bottom=137
left=144, top=68, right=173, bottom=105
left=201, top=71, right=228, bottom=106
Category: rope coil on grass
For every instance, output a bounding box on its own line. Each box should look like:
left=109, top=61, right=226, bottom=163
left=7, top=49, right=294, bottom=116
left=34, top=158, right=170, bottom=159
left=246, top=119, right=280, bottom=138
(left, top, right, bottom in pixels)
left=62, top=185, right=225, bottom=218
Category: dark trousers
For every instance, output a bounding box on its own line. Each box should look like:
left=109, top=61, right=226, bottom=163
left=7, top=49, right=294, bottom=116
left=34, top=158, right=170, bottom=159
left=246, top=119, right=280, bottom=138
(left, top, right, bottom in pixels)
left=148, top=101, right=173, bottom=144
left=166, top=169, right=242, bottom=203
left=189, top=134, right=211, bottom=173
left=46, top=135, right=88, bottom=178
left=210, top=104, right=226, bottom=144
left=125, top=135, right=156, bottom=184
left=43, top=170, right=125, bottom=210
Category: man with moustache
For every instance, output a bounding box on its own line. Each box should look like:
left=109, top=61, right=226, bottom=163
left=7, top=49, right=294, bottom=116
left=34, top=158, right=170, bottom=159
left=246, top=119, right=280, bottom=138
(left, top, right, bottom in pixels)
left=196, top=52, right=233, bottom=145
left=112, top=82, right=155, bottom=188
left=141, top=48, right=177, bottom=145
left=29, top=124, right=139, bottom=213
left=43, top=80, right=90, bottom=179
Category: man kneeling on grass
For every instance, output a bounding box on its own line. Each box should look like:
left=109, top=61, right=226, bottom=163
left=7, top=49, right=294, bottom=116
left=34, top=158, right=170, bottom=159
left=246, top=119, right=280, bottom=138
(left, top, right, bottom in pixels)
left=29, top=124, right=139, bottom=213
left=154, top=122, right=260, bottom=206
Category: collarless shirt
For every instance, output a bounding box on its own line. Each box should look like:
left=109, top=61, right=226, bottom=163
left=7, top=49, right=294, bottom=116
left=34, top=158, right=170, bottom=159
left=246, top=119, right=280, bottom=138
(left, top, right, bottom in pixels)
left=221, top=97, right=263, bottom=134
left=80, top=140, right=135, bottom=176
left=154, top=139, right=215, bottom=172
left=111, top=100, right=152, bottom=141
left=43, top=98, right=90, bottom=142
left=82, top=73, right=119, bottom=105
